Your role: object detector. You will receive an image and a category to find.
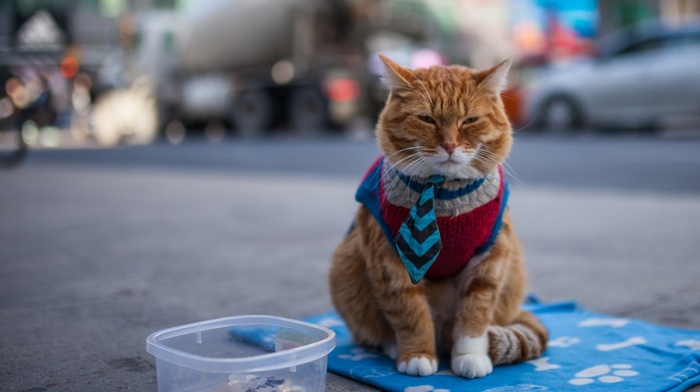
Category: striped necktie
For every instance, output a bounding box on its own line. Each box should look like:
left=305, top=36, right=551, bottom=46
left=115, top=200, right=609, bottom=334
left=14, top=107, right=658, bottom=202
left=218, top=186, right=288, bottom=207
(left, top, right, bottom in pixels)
left=395, top=175, right=444, bottom=284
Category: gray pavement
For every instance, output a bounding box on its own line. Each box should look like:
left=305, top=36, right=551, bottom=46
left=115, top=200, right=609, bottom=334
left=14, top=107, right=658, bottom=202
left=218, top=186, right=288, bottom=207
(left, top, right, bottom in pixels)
left=1, top=135, right=700, bottom=391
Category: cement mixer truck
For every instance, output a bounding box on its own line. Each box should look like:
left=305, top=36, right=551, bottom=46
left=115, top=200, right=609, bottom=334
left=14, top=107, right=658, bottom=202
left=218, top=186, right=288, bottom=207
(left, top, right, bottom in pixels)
left=132, top=0, right=434, bottom=138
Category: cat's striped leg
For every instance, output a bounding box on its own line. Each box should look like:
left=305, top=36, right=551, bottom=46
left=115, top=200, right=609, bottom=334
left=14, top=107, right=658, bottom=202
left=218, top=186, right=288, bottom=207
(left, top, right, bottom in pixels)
left=330, top=226, right=396, bottom=354
left=368, top=254, right=439, bottom=376
left=451, top=299, right=497, bottom=376
left=450, top=253, right=506, bottom=378
left=339, top=208, right=439, bottom=376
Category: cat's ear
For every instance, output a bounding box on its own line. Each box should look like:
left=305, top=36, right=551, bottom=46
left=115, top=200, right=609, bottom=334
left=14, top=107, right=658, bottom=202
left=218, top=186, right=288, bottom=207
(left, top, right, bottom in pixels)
left=475, top=59, right=512, bottom=95
left=379, top=54, right=415, bottom=91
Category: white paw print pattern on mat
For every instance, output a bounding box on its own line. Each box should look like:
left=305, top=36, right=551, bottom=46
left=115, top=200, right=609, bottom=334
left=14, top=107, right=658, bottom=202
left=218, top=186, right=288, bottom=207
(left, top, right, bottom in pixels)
left=569, top=364, right=639, bottom=385
left=548, top=336, right=581, bottom=348
left=596, top=336, right=646, bottom=352
left=482, top=386, right=547, bottom=392
left=338, top=347, right=379, bottom=361
left=527, top=357, right=560, bottom=372
left=578, top=317, right=630, bottom=328
left=483, top=384, right=547, bottom=392
left=676, top=339, right=700, bottom=351
left=404, top=385, right=449, bottom=392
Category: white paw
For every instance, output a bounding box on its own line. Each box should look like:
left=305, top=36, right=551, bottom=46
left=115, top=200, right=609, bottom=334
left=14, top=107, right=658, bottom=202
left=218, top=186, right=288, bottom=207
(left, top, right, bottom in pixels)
left=452, top=354, right=493, bottom=379
left=397, top=356, right=438, bottom=376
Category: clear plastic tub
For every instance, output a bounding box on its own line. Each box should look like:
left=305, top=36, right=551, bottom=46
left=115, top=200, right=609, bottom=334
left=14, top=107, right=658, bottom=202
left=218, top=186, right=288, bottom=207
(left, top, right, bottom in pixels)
left=146, top=315, right=336, bottom=392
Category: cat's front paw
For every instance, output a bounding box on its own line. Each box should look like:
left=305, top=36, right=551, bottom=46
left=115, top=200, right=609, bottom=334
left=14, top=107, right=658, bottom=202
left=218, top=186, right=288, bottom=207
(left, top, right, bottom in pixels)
left=397, top=355, right=438, bottom=376
left=451, top=354, right=493, bottom=379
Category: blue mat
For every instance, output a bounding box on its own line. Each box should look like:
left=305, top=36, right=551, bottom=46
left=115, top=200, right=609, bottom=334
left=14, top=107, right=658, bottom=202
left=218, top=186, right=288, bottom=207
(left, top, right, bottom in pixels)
left=304, top=302, right=700, bottom=392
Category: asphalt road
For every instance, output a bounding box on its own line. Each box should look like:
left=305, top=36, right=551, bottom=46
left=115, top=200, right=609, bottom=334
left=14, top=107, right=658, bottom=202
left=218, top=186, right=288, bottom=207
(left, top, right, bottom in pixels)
left=1, top=133, right=700, bottom=391
left=21, top=134, right=700, bottom=194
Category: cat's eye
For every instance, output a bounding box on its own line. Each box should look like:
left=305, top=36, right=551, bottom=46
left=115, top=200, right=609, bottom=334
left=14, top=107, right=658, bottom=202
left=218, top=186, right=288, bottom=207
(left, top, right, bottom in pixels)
left=463, top=117, right=479, bottom=125
left=418, top=115, right=436, bottom=124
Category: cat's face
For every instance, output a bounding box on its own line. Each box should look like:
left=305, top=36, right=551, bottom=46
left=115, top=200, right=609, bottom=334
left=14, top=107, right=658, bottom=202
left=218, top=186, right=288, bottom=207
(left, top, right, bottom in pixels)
left=376, top=55, right=513, bottom=180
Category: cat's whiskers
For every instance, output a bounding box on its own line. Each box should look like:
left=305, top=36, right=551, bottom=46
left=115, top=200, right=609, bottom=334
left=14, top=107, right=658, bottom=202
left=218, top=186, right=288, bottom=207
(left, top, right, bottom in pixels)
left=397, top=152, right=430, bottom=178
left=385, top=145, right=425, bottom=160
left=474, top=153, right=525, bottom=192
left=473, top=148, right=502, bottom=170
left=370, top=146, right=424, bottom=185
left=396, top=152, right=427, bottom=177
left=472, top=149, right=504, bottom=173
left=380, top=150, right=428, bottom=209
left=500, top=160, right=526, bottom=191
left=384, top=154, right=418, bottom=193
left=396, top=155, right=431, bottom=204
left=400, top=154, right=428, bottom=177
left=388, top=144, right=430, bottom=165
left=476, top=149, right=527, bottom=191
left=386, top=150, right=425, bottom=177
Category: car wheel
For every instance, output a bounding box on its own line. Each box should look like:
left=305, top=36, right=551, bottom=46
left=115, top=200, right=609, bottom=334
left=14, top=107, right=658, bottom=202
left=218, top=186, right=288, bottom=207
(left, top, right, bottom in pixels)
left=540, top=95, right=584, bottom=134
left=232, top=91, right=272, bottom=138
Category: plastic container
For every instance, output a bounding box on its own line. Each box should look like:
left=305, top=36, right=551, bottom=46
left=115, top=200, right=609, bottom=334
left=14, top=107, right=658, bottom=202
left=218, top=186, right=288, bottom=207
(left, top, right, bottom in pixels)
left=146, top=315, right=336, bottom=392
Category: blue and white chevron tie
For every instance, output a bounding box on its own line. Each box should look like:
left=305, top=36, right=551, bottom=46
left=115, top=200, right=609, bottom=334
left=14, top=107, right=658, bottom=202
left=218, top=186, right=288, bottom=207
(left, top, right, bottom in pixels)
left=395, top=175, right=444, bottom=284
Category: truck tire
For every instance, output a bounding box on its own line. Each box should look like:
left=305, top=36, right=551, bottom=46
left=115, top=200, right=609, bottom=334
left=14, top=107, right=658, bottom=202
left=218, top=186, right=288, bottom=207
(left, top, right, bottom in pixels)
left=289, top=87, right=328, bottom=136
left=232, top=90, right=272, bottom=138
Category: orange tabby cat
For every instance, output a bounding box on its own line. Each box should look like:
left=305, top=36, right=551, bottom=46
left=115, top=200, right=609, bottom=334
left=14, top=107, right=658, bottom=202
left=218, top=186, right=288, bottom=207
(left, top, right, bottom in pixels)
left=329, top=55, right=547, bottom=378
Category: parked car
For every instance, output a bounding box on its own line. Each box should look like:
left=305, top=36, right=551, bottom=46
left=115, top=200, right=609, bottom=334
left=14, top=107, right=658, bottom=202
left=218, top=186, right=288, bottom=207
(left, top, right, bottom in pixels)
left=524, top=20, right=700, bottom=133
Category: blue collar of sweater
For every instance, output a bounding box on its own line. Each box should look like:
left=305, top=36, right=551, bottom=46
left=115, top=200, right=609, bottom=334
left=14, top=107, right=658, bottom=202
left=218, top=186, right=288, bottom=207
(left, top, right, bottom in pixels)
left=389, top=165, right=488, bottom=201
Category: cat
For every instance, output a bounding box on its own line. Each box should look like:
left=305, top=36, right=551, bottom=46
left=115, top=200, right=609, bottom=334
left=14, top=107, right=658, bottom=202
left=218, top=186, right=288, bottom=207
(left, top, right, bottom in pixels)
left=329, top=55, right=547, bottom=379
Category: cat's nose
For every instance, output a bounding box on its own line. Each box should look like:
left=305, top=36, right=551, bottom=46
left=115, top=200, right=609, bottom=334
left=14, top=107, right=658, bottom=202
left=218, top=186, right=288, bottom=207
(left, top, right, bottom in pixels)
left=442, top=143, right=458, bottom=155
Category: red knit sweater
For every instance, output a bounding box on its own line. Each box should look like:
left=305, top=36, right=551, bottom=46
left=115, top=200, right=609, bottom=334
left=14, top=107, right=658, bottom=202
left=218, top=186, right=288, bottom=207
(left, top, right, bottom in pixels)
left=355, top=157, right=508, bottom=280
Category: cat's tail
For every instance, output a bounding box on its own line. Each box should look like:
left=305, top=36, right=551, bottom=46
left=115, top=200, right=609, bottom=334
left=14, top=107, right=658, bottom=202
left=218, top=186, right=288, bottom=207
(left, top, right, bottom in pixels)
left=487, top=310, right=548, bottom=365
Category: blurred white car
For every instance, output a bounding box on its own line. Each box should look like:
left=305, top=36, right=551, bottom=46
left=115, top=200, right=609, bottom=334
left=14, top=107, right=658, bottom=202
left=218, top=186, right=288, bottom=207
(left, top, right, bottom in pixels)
left=524, top=21, right=700, bottom=133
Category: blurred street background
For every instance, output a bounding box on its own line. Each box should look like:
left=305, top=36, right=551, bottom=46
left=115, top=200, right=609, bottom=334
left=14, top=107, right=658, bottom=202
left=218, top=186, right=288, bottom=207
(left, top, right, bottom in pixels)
left=0, top=0, right=699, bottom=152
left=2, top=1, right=700, bottom=391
